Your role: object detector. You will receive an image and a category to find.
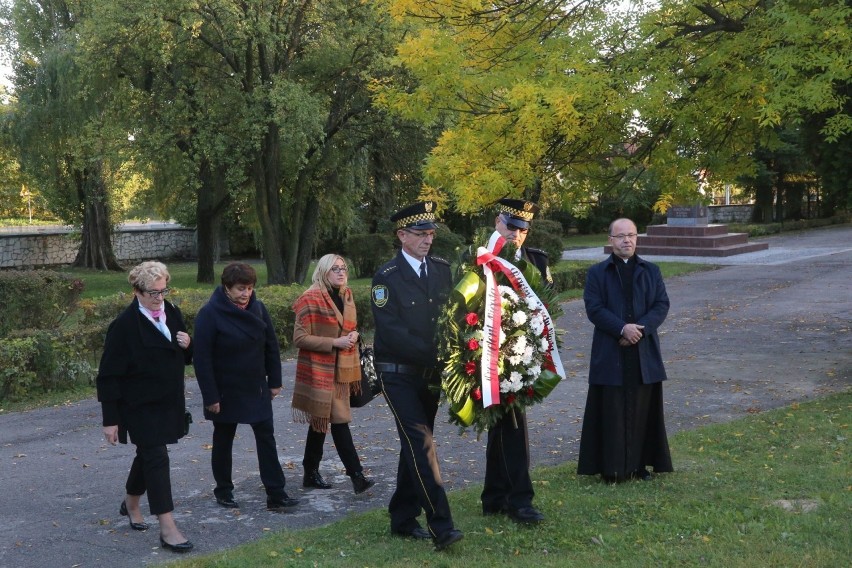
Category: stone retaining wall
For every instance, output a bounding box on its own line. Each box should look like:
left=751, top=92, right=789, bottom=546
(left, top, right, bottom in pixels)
left=0, top=224, right=195, bottom=268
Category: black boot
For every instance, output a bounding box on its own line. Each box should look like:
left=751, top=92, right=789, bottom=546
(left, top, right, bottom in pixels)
left=303, top=469, right=332, bottom=489
left=350, top=471, right=375, bottom=494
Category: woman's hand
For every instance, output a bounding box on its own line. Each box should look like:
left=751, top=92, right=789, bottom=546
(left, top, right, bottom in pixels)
left=333, top=335, right=356, bottom=350
left=103, top=425, right=118, bottom=445
left=176, top=331, right=191, bottom=349
left=206, top=403, right=221, bottom=414
left=270, top=387, right=281, bottom=400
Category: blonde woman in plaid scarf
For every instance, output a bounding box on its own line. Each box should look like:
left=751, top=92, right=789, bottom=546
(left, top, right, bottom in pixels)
left=291, top=254, right=376, bottom=494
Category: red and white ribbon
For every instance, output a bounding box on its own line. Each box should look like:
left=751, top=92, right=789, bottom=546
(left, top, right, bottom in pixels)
left=476, top=231, right=565, bottom=408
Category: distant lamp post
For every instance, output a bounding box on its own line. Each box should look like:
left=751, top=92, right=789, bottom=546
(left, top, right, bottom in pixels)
left=20, top=186, right=33, bottom=224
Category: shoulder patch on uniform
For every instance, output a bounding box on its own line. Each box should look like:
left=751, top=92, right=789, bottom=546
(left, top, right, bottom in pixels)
left=372, top=285, right=389, bottom=307
left=429, top=255, right=450, bottom=266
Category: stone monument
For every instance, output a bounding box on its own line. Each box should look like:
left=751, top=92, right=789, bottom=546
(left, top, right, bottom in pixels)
left=604, top=204, right=769, bottom=257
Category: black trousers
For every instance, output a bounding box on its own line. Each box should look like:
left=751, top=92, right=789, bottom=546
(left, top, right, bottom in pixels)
left=380, top=370, right=455, bottom=537
left=303, top=424, right=362, bottom=476
left=481, top=409, right=534, bottom=511
left=211, top=419, right=287, bottom=499
left=126, top=444, right=174, bottom=516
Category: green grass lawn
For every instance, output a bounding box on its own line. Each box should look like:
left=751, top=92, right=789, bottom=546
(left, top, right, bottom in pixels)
left=168, top=391, right=850, bottom=567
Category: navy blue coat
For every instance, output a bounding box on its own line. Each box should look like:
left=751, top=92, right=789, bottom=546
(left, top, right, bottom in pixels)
left=371, top=251, right=452, bottom=367
left=193, top=286, right=282, bottom=423
left=96, top=297, right=192, bottom=446
left=584, top=254, right=669, bottom=386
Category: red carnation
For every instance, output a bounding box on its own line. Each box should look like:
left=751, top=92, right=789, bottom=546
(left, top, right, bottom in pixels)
left=467, top=338, right=479, bottom=350
left=464, top=361, right=477, bottom=375
left=506, top=393, right=516, bottom=405
left=465, top=312, right=479, bottom=326
left=471, top=387, right=482, bottom=401
left=527, top=386, right=535, bottom=398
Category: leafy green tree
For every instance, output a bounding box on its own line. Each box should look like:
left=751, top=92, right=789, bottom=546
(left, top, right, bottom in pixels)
left=2, top=0, right=122, bottom=269
left=378, top=0, right=851, bottom=219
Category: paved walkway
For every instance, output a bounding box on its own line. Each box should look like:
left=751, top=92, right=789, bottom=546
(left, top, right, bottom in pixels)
left=1, top=225, right=850, bottom=567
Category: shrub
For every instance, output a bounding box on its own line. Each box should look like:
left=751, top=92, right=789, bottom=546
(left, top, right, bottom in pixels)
left=550, top=261, right=591, bottom=293
left=0, top=270, right=84, bottom=337
left=345, top=234, right=395, bottom=278
left=0, top=326, right=100, bottom=402
left=430, top=225, right=466, bottom=263
left=525, top=221, right=565, bottom=268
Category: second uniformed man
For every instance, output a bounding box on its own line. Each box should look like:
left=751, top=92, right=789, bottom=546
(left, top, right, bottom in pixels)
left=371, top=201, right=463, bottom=551
left=481, top=198, right=552, bottom=524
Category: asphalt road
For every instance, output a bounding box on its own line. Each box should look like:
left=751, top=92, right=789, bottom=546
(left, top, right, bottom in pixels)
left=1, top=225, right=850, bottom=568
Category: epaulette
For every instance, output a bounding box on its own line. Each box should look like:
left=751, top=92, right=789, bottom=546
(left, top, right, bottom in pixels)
left=526, top=247, right=549, bottom=258
left=380, top=263, right=400, bottom=275
left=429, top=255, right=450, bottom=266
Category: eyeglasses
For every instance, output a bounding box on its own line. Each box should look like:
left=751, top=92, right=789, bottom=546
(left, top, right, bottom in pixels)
left=144, top=288, right=171, bottom=298
left=329, top=266, right=348, bottom=274
left=404, top=230, right=436, bottom=239
left=610, top=233, right=638, bottom=240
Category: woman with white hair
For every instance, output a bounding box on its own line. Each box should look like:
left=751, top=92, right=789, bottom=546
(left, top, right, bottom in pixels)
left=97, top=261, right=194, bottom=553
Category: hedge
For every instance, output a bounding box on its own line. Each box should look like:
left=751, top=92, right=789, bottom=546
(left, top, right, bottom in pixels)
left=0, top=270, right=84, bottom=337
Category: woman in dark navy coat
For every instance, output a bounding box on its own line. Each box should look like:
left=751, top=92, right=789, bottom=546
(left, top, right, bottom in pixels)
left=193, top=262, right=299, bottom=511
left=97, top=261, right=194, bottom=553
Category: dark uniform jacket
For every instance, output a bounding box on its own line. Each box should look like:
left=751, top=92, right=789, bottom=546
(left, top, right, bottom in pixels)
left=584, top=254, right=669, bottom=386
left=520, top=246, right=553, bottom=287
left=96, top=297, right=192, bottom=446
left=371, top=251, right=452, bottom=367
left=193, top=286, right=282, bottom=423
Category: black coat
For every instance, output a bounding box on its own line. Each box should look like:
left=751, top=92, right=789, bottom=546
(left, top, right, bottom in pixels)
left=193, top=286, right=282, bottom=423
left=96, top=298, right=192, bottom=446
left=371, top=251, right=452, bottom=367
left=521, top=246, right=553, bottom=287
left=584, top=254, right=670, bottom=386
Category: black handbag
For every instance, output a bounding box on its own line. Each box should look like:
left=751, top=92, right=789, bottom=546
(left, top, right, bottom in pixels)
left=350, top=337, right=381, bottom=408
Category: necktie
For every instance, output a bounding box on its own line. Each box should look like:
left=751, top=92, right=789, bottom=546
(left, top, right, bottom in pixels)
left=419, top=261, right=427, bottom=279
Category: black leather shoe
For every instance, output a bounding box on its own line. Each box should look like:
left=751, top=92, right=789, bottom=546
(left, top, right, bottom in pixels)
left=267, top=493, right=300, bottom=511
left=215, top=495, right=239, bottom=509
left=507, top=506, right=545, bottom=525
left=160, top=537, right=194, bottom=553
left=119, top=500, right=149, bottom=531
left=632, top=468, right=653, bottom=481
left=434, top=528, right=464, bottom=551
left=303, top=469, right=332, bottom=489
left=350, top=472, right=375, bottom=494
left=482, top=503, right=507, bottom=516
left=391, top=527, right=431, bottom=540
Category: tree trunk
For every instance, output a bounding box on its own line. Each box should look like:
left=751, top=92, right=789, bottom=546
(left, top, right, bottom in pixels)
left=294, top=195, right=320, bottom=285
left=195, top=159, right=230, bottom=283
left=71, top=166, right=122, bottom=270
left=253, top=123, right=288, bottom=284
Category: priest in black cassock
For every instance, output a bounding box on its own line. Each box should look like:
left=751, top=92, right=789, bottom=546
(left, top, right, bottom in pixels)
left=577, top=217, right=673, bottom=482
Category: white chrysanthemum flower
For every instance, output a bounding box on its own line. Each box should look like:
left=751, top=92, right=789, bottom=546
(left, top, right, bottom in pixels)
left=530, top=364, right=542, bottom=378
left=526, top=297, right=538, bottom=311
left=499, top=286, right=519, bottom=304
left=508, top=354, right=523, bottom=366
left=499, top=328, right=507, bottom=346
left=512, top=310, right=527, bottom=326
left=539, top=337, right=549, bottom=352
left=522, top=346, right=534, bottom=364
left=512, top=335, right=527, bottom=355
left=509, top=371, right=523, bottom=389
left=530, top=313, right=545, bottom=335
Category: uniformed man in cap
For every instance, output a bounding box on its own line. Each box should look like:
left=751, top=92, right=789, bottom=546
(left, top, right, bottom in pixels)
left=481, top=197, right=552, bottom=525
left=371, top=201, right=463, bottom=551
